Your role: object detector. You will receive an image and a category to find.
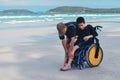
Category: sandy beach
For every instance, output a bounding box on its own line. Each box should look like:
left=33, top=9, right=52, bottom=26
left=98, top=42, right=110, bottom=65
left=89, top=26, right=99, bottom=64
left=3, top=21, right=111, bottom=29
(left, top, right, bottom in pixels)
left=0, top=20, right=120, bottom=80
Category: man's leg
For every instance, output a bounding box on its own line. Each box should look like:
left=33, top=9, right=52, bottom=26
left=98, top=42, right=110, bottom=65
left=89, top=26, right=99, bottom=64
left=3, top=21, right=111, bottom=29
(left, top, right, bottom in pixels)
left=61, top=45, right=79, bottom=70
left=60, top=53, right=68, bottom=70
left=64, top=53, right=69, bottom=65
left=60, top=43, right=70, bottom=69
left=68, top=45, right=79, bottom=67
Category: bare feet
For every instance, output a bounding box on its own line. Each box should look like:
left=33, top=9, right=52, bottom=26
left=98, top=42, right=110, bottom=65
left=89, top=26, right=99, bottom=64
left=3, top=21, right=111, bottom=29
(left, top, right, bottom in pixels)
left=60, top=64, right=71, bottom=71
left=60, top=65, right=65, bottom=70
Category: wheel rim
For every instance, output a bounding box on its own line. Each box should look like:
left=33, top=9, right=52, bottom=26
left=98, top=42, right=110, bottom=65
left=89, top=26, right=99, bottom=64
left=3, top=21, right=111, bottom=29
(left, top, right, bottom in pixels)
left=87, top=45, right=103, bottom=66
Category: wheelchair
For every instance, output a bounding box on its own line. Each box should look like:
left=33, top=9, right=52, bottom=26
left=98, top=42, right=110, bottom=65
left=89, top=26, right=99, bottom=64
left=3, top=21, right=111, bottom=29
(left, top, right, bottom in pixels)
left=72, top=25, right=103, bottom=69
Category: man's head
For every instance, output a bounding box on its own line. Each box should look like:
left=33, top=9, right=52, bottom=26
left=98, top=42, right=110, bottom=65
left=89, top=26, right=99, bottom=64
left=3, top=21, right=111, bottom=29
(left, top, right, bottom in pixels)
left=76, top=17, right=86, bottom=30
left=57, top=22, right=67, bottom=36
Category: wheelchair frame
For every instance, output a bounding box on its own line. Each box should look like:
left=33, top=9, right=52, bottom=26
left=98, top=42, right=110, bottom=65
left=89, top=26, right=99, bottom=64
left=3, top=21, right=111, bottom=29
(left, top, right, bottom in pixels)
left=72, top=25, right=103, bottom=69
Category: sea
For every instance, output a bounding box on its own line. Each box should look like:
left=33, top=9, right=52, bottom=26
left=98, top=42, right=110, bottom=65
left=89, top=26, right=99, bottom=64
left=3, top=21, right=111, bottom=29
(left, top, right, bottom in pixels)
left=0, top=13, right=120, bottom=23
left=0, top=13, right=120, bottom=46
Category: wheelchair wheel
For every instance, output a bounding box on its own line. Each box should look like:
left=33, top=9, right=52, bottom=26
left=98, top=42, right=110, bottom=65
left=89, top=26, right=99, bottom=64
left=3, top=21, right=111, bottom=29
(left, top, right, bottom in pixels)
left=86, top=44, right=103, bottom=67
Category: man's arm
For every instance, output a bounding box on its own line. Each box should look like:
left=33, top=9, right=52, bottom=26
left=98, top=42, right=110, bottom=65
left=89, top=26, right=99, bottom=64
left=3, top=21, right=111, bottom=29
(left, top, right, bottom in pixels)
left=61, top=39, right=68, bottom=53
left=69, top=37, right=76, bottom=52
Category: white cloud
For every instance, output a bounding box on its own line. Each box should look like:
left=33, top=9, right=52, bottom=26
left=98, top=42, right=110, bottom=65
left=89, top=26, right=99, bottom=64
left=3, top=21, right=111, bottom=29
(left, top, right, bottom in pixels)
left=0, top=0, right=120, bottom=8
left=0, top=0, right=69, bottom=6
left=0, top=0, right=28, bottom=5
left=0, top=0, right=85, bottom=6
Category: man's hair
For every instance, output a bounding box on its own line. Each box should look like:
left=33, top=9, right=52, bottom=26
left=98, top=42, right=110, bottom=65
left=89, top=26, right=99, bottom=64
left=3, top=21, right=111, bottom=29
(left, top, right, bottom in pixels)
left=56, top=22, right=66, bottom=36
left=76, top=17, right=85, bottom=23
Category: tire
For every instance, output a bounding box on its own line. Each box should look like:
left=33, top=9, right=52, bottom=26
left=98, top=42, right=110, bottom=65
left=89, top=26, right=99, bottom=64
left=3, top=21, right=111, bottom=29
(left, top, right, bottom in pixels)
left=86, top=44, right=103, bottom=67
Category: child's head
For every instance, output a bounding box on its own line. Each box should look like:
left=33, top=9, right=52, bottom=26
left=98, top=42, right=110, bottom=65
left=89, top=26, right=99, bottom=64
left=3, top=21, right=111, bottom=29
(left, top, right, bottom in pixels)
left=57, top=22, right=67, bottom=36
left=76, top=17, right=86, bottom=30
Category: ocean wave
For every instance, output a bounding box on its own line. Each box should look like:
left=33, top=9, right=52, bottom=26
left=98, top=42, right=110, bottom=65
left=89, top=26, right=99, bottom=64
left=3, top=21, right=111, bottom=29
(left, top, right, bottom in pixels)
left=0, top=14, right=120, bottom=19
left=4, top=20, right=45, bottom=24
left=2, top=18, right=57, bottom=24
left=0, top=13, right=120, bottom=24
left=53, top=14, right=120, bottom=17
left=0, top=16, right=37, bottom=19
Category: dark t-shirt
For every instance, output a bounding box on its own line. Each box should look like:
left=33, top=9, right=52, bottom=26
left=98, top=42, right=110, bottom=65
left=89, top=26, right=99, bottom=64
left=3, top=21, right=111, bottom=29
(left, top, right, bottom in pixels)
left=59, top=22, right=78, bottom=40
left=77, top=24, right=98, bottom=42
left=65, top=22, right=78, bottom=39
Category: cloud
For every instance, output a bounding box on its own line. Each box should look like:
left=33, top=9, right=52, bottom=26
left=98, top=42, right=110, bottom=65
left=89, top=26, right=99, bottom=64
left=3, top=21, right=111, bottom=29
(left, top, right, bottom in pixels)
left=0, top=0, right=97, bottom=6
left=0, top=0, right=28, bottom=5
left=0, top=0, right=71, bottom=6
left=0, top=0, right=120, bottom=8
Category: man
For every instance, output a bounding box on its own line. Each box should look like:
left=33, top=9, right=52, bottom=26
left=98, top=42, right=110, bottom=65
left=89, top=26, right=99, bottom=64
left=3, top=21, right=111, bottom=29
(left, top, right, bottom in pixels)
left=57, top=22, right=78, bottom=70
left=61, top=17, right=98, bottom=71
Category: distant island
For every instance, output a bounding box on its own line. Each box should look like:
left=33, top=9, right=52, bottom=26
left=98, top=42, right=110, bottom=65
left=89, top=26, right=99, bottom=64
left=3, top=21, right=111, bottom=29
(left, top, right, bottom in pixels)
left=47, top=6, right=120, bottom=13
left=0, top=9, right=35, bottom=14
left=0, top=6, right=120, bottom=14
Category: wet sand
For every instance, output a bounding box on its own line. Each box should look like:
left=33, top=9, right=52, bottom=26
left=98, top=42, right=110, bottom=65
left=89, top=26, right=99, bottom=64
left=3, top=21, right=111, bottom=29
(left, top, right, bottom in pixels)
left=0, top=32, right=120, bottom=80
left=0, top=21, right=120, bottom=80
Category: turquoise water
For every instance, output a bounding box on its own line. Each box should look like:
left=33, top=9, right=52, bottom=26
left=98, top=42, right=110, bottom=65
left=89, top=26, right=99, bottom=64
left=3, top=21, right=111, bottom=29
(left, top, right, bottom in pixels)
left=0, top=13, right=120, bottom=32
left=0, top=13, right=120, bottom=46
left=0, top=13, right=120, bottom=24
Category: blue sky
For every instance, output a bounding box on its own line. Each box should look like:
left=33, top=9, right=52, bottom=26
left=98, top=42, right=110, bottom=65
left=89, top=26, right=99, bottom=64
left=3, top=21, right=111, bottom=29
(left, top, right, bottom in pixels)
left=0, top=0, right=120, bottom=11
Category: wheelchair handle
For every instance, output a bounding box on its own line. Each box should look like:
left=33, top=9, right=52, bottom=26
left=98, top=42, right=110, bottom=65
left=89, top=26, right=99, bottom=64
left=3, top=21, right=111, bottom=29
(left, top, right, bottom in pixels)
left=94, top=25, right=103, bottom=31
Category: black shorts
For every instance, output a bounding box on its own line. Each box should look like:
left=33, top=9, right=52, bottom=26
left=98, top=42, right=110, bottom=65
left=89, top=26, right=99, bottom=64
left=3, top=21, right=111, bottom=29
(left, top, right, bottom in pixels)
left=74, top=39, right=94, bottom=48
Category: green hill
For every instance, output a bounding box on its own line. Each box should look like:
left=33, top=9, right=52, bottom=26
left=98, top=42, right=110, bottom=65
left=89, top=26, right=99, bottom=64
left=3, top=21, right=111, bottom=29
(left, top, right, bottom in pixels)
left=47, top=6, right=120, bottom=13
left=0, top=9, right=35, bottom=14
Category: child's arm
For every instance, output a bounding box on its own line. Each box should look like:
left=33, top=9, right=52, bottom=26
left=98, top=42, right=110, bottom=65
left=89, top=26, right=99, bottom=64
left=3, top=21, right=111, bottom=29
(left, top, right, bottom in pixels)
left=83, top=24, right=96, bottom=41
left=83, top=35, right=93, bottom=41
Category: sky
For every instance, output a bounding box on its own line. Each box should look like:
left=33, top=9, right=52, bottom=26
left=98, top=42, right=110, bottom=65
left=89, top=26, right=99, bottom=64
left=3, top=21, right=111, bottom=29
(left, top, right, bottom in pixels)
left=0, top=0, right=120, bottom=12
